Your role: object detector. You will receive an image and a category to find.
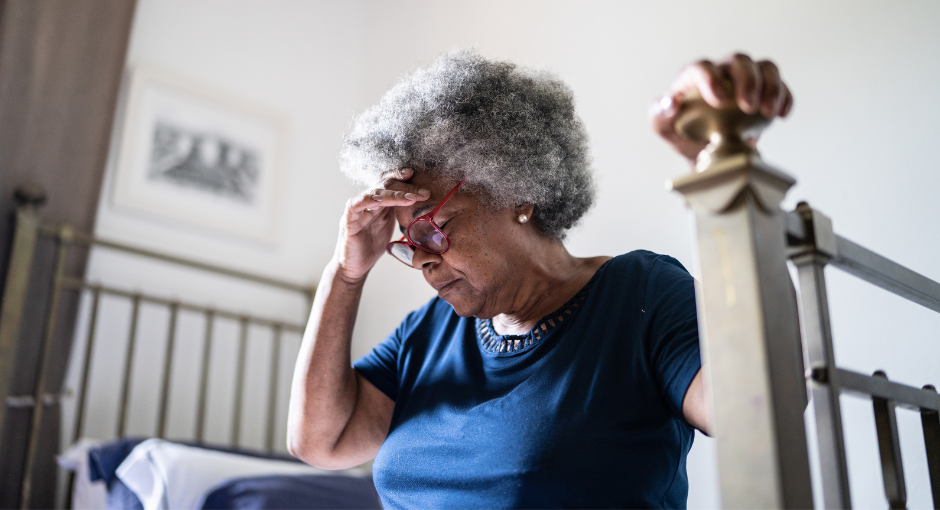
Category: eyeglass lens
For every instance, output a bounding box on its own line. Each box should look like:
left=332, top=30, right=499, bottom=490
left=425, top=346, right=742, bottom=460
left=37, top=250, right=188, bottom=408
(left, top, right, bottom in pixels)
left=388, top=242, right=414, bottom=266
left=407, top=220, right=447, bottom=252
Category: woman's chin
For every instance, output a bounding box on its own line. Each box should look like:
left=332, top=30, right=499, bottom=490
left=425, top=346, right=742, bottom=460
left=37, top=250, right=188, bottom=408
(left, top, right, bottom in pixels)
left=440, top=294, right=481, bottom=318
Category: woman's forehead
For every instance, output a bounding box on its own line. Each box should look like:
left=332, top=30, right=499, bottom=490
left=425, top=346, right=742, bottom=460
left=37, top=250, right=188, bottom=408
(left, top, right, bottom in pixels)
left=396, top=176, right=467, bottom=224
left=405, top=173, right=463, bottom=204
left=406, top=170, right=448, bottom=189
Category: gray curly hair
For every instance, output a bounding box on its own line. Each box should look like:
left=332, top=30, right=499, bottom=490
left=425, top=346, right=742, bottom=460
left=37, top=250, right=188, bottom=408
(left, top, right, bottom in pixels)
left=339, top=49, right=595, bottom=239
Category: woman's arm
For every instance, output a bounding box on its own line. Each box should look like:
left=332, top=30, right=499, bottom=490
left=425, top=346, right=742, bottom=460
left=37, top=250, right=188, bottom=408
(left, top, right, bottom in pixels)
left=287, top=168, right=429, bottom=469
left=682, top=369, right=710, bottom=435
left=286, top=261, right=394, bottom=469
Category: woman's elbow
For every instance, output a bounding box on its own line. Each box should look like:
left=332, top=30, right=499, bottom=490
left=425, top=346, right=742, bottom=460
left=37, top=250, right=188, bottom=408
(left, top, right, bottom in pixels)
left=286, top=428, right=353, bottom=470
left=286, top=431, right=308, bottom=461
left=287, top=433, right=329, bottom=468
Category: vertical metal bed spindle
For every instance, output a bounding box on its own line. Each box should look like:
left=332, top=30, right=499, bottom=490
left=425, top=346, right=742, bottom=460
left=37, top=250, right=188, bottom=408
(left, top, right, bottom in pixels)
left=116, top=295, right=141, bottom=437
left=872, top=371, right=907, bottom=509
left=231, top=317, right=249, bottom=446
left=923, top=385, right=940, bottom=508
left=156, top=303, right=179, bottom=439
left=195, top=310, right=214, bottom=442
left=266, top=325, right=282, bottom=452
left=71, top=286, right=101, bottom=443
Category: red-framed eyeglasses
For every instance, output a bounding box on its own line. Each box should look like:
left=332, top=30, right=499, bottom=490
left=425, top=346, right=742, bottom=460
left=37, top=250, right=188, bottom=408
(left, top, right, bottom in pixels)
left=386, top=179, right=464, bottom=267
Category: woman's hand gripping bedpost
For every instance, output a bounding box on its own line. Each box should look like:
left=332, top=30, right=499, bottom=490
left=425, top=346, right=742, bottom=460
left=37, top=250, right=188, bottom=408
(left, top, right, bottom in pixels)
left=286, top=168, right=429, bottom=469
left=650, top=53, right=793, bottom=169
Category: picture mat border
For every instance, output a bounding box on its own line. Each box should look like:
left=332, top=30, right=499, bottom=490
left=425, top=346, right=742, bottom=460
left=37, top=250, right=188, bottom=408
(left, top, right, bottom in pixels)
left=112, top=63, right=288, bottom=244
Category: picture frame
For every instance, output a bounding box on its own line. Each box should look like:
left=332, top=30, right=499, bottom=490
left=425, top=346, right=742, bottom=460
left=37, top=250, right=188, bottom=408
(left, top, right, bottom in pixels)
left=112, top=64, right=287, bottom=243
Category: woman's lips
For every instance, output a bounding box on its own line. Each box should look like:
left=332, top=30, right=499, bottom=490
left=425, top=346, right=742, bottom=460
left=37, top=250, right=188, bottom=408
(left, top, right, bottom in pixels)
left=433, top=278, right=460, bottom=295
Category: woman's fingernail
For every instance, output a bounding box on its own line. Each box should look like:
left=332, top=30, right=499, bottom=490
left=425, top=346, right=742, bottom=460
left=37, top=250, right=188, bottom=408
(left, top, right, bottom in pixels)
left=400, top=168, right=413, bottom=176
left=371, top=196, right=382, bottom=202
left=418, top=188, right=430, bottom=197
left=659, top=95, right=676, bottom=117
left=404, top=193, right=416, bottom=200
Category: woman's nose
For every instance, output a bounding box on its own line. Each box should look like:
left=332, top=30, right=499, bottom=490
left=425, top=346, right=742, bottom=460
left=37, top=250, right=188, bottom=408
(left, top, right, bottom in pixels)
left=410, top=249, right=441, bottom=270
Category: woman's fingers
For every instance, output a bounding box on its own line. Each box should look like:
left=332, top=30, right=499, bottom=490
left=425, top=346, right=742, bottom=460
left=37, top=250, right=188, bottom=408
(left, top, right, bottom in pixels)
left=720, top=56, right=790, bottom=119
left=780, top=84, right=794, bottom=117
left=649, top=91, right=709, bottom=163
left=348, top=188, right=424, bottom=215
left=670, top=55, right=792, bottom=119
left=755, top=60, right=784, bottom=118
left=721, top=54, right=762, bottom=114
left=343, top=167, right=431, bottom=235
left=650, top=93, right=685, bottom=143
left=378, top=168, right=431, bottom=198
left=671, top=60, right=732, bottom=109
left=653, top=54, right=793, bottom=166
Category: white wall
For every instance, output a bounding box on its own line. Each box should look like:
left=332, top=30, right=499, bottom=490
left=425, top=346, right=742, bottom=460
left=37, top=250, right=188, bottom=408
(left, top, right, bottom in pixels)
left=66, top=1, right=940, bottom=508
left=63, top=0, right=371, bottom=458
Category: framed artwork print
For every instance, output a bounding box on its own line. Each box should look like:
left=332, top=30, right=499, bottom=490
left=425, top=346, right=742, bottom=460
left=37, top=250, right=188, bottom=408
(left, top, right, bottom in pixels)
left=112, top=64, right=287, bottom=243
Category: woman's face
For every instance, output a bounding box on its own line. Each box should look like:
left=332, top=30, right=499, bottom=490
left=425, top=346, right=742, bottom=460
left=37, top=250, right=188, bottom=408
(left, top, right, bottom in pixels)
left=394, top=172, right=531, bottom=319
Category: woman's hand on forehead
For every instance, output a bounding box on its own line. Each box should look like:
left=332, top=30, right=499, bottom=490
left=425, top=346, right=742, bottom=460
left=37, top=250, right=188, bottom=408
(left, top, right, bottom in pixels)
left=372, top=167, right=431, bottom=203
left=336, top=168, right=431, bottom=281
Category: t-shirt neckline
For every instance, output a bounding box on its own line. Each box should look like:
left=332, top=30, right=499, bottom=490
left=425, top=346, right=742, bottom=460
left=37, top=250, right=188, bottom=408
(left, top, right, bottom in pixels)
left=475, top=258, right=613, bottom=357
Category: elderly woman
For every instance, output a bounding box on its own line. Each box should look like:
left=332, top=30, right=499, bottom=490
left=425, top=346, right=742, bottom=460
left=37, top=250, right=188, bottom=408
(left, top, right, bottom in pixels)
left=288, top=50, right=792, bottom=508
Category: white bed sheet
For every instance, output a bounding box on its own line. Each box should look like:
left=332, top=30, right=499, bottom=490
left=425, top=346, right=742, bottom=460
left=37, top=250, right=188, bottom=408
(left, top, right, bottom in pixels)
left=116, top=438, right=357, bottom=510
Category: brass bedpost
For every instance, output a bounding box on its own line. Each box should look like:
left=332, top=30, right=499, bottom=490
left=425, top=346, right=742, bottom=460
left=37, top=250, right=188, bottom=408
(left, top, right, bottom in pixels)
left=21, top=220, right=72, bottom=509
left=669, top=92, right=813, bottom=508
left=0, top=186, right=44, bottom=449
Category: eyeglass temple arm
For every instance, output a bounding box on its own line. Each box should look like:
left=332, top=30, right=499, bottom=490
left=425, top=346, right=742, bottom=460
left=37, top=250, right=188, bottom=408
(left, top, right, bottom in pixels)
left=426, top=179, right=464, bottom=217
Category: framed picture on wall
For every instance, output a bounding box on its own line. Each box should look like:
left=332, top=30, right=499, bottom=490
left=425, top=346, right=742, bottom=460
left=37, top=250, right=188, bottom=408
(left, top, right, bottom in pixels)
left=112, top=64, right=287, bottom=243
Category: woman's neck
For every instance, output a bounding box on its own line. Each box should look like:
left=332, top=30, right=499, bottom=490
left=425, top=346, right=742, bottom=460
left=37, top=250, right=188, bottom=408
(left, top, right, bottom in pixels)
left=490, top=242, right=608, bottom=336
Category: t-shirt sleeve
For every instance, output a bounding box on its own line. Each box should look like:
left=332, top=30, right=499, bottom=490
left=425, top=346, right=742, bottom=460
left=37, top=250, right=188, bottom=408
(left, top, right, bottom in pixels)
left=643, top=255, right=702, bottom=422
left=353, top=327, right=402, bottom=402
left=352, top=299, right=436, bottom=402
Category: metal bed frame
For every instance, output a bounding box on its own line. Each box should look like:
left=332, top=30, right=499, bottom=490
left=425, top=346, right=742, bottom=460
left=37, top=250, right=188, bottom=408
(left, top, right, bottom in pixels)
left=671, top=97, right=940, bottom=508
left=0, top=189, right=314, bottom=509
left=1, top=111, right=937, bottom=509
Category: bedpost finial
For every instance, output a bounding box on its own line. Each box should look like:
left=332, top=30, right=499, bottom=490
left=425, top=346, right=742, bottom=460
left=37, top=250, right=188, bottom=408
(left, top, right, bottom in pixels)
left=673, top=88, right=772, bottom=173
left=14, top=184, right=47, bottom=209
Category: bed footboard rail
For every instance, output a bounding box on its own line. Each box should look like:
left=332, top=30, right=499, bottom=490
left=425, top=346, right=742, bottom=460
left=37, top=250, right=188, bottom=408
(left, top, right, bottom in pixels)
left=0, top=187, right=316, bottom=509
left=790, top=203, right=940, bottom=510
left=670, top=97, right=940, bottom=508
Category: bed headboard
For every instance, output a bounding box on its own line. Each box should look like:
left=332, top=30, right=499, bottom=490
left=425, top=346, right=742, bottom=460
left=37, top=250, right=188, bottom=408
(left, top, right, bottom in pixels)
left=0, top=188, right=315, bottom=508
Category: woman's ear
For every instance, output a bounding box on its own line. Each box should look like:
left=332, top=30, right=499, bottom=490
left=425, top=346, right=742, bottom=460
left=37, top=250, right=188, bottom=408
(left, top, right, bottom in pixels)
left=515, top=204, right=535, bottom=224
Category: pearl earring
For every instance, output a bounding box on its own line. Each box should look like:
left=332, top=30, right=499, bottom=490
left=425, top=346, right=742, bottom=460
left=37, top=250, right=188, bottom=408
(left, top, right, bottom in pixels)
left=518, top=214, right=528, bottom=224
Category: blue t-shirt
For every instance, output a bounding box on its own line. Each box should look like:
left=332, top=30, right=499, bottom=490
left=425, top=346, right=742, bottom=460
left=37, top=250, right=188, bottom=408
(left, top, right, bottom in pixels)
left=353, top=251, right=701, bottom=509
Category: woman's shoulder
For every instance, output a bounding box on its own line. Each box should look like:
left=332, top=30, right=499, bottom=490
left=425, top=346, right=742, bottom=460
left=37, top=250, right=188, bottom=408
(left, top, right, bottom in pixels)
left=593, top=250, right=693, bottom=298
left=602, top=250, right=690, bottom=275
